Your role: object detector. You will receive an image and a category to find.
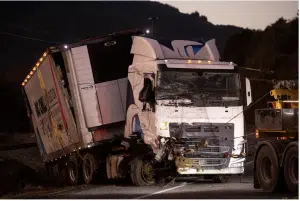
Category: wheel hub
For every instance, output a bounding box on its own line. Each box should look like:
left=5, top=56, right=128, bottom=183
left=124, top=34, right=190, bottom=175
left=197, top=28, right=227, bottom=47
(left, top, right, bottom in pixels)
left=142, top=162, right=155, bottom=183
left=261, top=157, right=272, bottom=183
left=290, top=156, right=298, bottom=184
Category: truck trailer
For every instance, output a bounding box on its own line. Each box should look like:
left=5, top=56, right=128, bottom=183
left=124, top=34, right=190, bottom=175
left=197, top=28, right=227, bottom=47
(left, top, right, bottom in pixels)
left=253, top=80, right=298, bottom=193
left=21, top=29, right=252, bottom=186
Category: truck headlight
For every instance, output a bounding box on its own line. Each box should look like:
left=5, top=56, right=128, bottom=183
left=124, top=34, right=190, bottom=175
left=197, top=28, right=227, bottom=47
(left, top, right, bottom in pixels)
left=160, top=122, right=168, bottom=130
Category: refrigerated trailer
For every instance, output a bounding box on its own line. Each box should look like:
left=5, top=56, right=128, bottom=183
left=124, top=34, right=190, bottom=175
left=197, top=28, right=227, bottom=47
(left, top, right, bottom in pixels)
left=22, top=29, right=252, bottom=186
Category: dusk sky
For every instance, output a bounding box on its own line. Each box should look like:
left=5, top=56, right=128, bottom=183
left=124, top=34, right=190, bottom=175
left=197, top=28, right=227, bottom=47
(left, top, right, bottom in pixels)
left=157, top=1, right=298, bottom=30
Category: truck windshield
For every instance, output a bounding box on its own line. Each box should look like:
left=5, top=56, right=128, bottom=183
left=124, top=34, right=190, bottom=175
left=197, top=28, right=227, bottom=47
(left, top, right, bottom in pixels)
left=156, top=71, right=241, bottom=107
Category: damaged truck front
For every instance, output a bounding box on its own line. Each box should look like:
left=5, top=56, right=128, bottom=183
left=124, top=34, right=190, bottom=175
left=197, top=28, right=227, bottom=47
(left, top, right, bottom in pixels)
left=126, top=36, right=251, bottom=184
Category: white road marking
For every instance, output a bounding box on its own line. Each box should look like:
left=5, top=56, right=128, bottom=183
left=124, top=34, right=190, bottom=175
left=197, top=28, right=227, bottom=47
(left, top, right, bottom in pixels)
left=37, top=187, right=78, bottom=197
left=135, top=182, right=190, bottom=199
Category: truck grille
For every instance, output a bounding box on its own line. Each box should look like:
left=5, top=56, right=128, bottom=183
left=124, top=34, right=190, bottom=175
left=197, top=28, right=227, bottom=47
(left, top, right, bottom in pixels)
left=184, top=146, right=230, bottom=158
left=198, top=146, right=230, bottom=153
left=170, top=122, right=234, bottom=170
left=193, top=158, right=227, bottom=166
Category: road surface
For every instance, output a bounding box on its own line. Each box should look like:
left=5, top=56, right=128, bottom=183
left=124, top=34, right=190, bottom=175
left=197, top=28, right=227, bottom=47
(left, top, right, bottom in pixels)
left=2, top=161, right=297, bottom=199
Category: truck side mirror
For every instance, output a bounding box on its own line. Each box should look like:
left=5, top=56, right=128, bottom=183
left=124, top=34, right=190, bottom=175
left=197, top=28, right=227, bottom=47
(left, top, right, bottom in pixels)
left=245, top=77, right=252, bottom=106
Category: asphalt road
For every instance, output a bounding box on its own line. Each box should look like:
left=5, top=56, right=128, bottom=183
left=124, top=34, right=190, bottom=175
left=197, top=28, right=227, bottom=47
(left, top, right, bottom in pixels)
left=4, top=161, right=297, bottom=199
left=24, top=176, right=295, bottom=199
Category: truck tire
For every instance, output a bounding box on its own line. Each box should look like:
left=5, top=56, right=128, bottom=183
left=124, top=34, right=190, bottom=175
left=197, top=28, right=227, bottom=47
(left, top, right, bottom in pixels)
left=82, top=153, right=97, bottom=184
left=212, top=175, right=231, bottom=183
left=66, top=155, right=79, bottom=185
left=255, top=145, right=281, bottom=192
left=58, top=161, right=68, bottom=185
left=283, top=145, right=298, bottom=193
left=253, top=172, right=260, bottom=189
left=130, top=157, right=155, bottom=186
left=48, top=163, right=65, bottom=185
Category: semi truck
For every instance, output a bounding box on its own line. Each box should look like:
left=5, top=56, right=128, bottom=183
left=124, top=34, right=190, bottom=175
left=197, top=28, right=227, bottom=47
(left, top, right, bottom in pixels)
left=253, top=80, right=298, bottom=193
left=21, top=29, right=251, bottom=186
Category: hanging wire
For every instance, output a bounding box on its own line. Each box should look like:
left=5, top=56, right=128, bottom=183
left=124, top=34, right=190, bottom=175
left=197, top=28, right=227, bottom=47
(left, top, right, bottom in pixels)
left=227, top=90, right=271, bottom=124
left=0, top=30, right=63, bottom=45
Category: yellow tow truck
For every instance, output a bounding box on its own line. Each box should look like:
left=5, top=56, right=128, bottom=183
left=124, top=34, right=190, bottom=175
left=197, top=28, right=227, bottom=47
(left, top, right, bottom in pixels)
left=253, top=80, right=298, bottom=193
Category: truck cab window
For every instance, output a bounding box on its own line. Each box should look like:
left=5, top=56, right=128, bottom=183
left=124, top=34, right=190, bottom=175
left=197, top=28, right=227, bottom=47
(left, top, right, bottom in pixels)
left=139, top=76, right=155, bottom=111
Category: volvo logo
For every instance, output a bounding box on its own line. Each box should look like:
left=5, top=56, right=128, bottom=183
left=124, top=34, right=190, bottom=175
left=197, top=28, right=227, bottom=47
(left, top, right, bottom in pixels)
left=104, top=41, right=117, bottom=46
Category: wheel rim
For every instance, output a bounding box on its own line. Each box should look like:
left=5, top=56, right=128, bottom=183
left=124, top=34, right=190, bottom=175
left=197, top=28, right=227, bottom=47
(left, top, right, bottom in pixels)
left=261, top=156, right=272, bottom=183
left=83, top=156, right=92, bottom=180
left=290, top=156, right=298, bottom=184
left=141, top=161, right=155, bottom=184
left=68, top=162, right=76, bottom=182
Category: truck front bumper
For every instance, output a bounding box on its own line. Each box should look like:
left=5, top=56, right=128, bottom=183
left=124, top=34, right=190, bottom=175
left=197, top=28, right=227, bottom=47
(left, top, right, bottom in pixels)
left=177, top=158, right=245, bottom=175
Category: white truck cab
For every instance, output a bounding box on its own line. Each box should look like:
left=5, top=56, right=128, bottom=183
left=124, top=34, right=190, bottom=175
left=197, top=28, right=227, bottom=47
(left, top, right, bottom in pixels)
left=125, top=36, right=247, bottom=177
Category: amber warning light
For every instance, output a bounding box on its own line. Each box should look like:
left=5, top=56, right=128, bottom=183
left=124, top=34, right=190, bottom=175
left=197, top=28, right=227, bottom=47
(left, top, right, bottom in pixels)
left=21, top=51, right=48, bottom=86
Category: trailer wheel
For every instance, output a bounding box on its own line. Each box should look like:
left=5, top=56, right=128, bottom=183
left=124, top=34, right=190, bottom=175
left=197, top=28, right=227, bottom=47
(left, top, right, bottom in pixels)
left=82, top=153, right=96, bottom=184
left=67, top=156, right=79, bottom=185
left=212, top=175, right=232, bottom=183
left=283, top=145, right=298, bottom=193
left=130, top=157, right=155, bottom=186
left=58, top=162, right=68, bottom=185
left=255, top=145, right=280, bottom=192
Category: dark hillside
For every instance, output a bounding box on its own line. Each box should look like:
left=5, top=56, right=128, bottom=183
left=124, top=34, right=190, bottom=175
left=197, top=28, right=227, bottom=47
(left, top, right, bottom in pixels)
left=0, top=1, right=243, bottom=133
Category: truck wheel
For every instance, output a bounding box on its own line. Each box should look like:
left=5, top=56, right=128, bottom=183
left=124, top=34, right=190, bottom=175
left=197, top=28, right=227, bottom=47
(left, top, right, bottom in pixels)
left=48, top=163, right=63, bottom=185
left=58, top=162, right=68, bottom=185
left=66, top=156, right=79, bottom=185
left=255, top=145, right=280, bottom=192
left=283, top=145, right=298, bottom=193
left=82, top=153, right=96, bottom=184
left=130, top=157, right=155, bottom=186
left=212, top=175, right=231, bottom=183
left=253, top=172, right=260, bottom=189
